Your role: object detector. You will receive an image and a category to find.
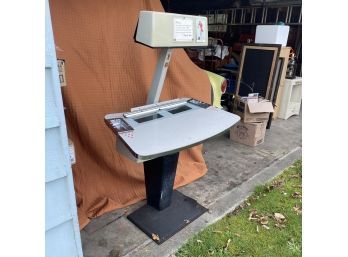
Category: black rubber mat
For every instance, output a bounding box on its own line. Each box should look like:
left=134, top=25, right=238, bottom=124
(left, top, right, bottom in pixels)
left=127, top=190, right=207, bottom=244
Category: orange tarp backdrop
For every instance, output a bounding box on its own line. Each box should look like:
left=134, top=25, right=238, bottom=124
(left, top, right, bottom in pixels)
left=50, top=0, right=211, bottom=229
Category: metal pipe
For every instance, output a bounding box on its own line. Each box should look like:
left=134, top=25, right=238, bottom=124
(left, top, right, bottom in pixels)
left=288, top=6, right=293, bottom=23
left=262, top=7, right=265, bottom=23
left=251, top=8, right=255, bottom=24
left=285, top=6, right=289, bottom=23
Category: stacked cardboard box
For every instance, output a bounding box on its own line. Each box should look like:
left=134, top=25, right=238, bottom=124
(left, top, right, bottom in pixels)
left=230, top=96, right=274, bottom=146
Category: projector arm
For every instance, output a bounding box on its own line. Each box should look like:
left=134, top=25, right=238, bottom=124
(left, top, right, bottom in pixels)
left=146, top=48, right=172, bottom=104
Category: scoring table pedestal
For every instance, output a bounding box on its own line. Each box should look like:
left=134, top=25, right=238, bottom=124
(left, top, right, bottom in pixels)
left=127, top=152, right=207, bottom=244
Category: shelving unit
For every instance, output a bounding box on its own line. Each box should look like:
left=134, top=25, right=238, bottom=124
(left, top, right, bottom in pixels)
left=200, top=4, right=301, bottom=32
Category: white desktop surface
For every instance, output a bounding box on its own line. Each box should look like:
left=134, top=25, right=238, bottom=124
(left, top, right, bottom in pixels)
left=115, top=105, right=240, bottom=161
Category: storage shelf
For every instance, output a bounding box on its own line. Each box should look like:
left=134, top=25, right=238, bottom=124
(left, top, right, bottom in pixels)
left=201, top=4, right=301, bottom=31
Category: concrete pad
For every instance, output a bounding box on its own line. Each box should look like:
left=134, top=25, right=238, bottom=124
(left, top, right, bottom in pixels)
left=81, top=115, right=302, bottom=257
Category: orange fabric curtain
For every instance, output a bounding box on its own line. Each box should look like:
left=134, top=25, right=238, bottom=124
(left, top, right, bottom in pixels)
left=50, top=0, right=211, bottom=229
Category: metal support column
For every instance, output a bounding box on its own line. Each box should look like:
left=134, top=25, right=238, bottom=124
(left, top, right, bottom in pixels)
left=146, top=48, right=172, bottom=104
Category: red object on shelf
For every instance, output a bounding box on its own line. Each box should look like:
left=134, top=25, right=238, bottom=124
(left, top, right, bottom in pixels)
left=233, top=34, right=255, bottom=52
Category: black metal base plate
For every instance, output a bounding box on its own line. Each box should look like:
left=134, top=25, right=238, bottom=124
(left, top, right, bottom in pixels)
left=127, top=190, right=207, bottom=244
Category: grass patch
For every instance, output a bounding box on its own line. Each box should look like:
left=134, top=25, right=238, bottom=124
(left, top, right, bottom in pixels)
left=176, top=160, right=302, bottom=257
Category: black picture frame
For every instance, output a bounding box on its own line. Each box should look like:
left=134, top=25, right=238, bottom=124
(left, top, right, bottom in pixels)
left=235, top=43, right=282, bottom=100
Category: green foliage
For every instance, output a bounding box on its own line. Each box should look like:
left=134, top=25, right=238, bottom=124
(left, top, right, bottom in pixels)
left=176, top=160, right=302, bottom=257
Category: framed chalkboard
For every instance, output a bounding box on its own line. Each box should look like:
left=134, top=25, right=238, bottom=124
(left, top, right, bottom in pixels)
left=236, top=44, right=281, bottom=99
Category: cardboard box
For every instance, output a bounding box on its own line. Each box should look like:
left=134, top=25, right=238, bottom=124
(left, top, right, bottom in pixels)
left=233, top=97, right=274, bottom=123
left=255, top=25, right=290, bottom=46
left=230, top=121, right=267, bottom=146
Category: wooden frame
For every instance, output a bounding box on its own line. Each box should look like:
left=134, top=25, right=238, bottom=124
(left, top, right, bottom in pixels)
left=235, top=44, right=281, bottom=99
left=273, top=47, right=291, bottom=119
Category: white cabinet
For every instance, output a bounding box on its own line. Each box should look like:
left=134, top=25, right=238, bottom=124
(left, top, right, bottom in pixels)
left=278, top=77, right=302, bottom=120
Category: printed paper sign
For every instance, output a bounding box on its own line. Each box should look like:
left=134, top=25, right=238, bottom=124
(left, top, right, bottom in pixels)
left=196, top=18, right=206, bottom=42
left=57, top=59, right=66, bottom=87
left=173, top=17, right=193, bottom=42
left=68, top=139, right=76, bottom=165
